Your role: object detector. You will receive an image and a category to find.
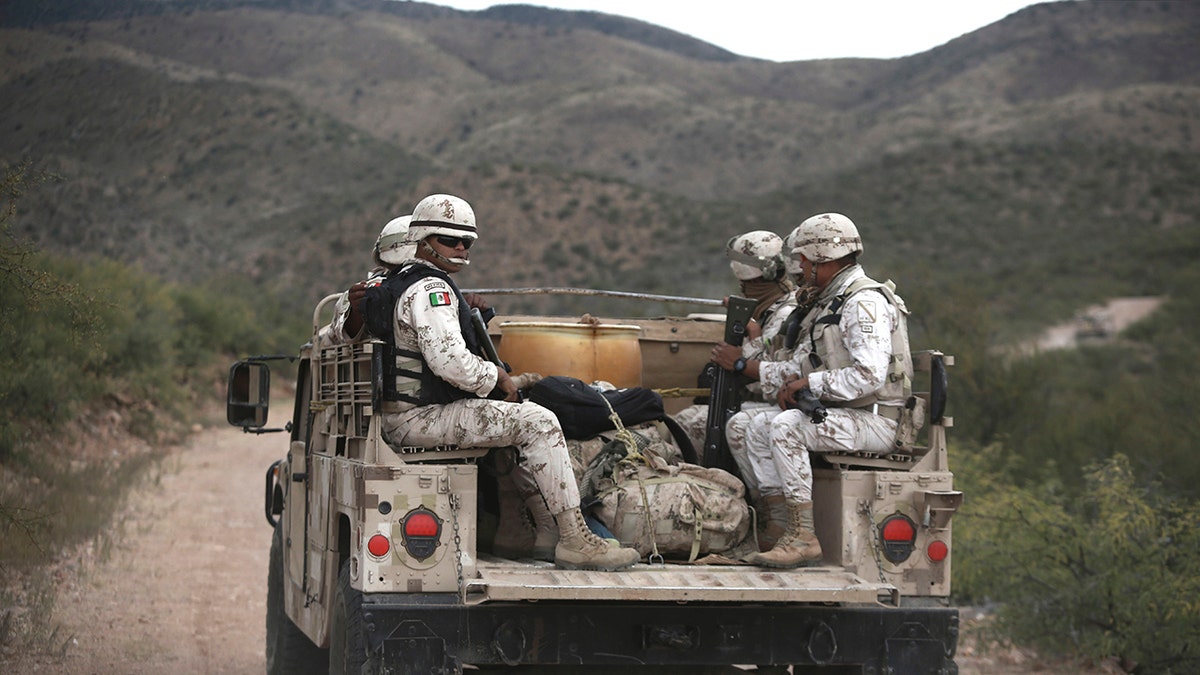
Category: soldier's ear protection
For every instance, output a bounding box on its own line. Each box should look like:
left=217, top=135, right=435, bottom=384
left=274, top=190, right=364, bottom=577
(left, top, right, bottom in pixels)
left=726, top=237, right=786, bottom=281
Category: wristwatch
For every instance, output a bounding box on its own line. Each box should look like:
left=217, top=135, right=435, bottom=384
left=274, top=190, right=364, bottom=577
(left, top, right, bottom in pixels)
left=733, top=357, right=747, bottom=374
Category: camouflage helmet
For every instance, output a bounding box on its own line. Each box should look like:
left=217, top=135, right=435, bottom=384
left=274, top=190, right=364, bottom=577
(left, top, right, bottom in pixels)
left=792, top=213, right=862, bottom=264
left=375, top=215, right=414, bottom=266
left=406, top=194, right=477, bottom=245
left=726, top=230, right=786, bottom=281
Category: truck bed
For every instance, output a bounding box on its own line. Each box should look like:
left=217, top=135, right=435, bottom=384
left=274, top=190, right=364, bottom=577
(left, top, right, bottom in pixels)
left=469, top=555, right=898, bottom=606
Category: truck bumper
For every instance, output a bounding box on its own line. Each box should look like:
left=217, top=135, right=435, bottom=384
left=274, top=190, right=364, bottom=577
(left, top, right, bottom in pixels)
left=361, top=595, right=958, bottom=673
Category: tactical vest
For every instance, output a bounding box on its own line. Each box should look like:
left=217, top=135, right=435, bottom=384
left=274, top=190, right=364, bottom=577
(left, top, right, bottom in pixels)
left=788, top=274, right=914, bottom=410
left=368, top=263, right=487, bottom=407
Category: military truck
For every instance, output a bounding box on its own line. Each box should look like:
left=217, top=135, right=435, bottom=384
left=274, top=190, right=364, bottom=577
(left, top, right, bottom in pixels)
left=227, top=289, right=962, bottom=674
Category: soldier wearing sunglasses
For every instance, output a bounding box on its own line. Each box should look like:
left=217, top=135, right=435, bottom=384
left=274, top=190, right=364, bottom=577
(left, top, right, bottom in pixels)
left=369, top=193, right=641, bottom=572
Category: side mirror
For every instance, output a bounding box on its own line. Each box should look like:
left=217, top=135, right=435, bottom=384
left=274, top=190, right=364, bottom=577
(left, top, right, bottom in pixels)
left=227, top=361, right=270, bottom=429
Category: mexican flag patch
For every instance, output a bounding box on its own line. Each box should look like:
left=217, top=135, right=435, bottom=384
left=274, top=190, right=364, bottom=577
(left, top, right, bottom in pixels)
left=429, top=291, right=453, bottom=307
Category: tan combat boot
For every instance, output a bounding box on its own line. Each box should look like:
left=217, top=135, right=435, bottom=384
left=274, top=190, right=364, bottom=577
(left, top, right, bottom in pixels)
left=553, top=508, right=641, bottom=571
left=756, top=493, right=789, bottom=552
left=526, top=494, right=559, bottom=562
left=746, top=500, right=823, bottom=568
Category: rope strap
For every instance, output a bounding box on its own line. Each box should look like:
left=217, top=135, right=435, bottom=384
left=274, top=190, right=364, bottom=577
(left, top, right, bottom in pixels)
left=598, top=391, right=661, bottom=562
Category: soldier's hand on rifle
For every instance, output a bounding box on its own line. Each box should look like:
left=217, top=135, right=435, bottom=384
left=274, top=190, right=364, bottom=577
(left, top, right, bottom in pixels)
left=711, top=342, right=741, bottom=370
left=495, top=366, right=520, bottom=402
left=778, top=374, right=810, bottom=410
left=464, top=293, right=490, bottom=311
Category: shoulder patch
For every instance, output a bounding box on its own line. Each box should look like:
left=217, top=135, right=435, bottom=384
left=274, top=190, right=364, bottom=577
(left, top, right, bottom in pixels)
left=856, top=299, right=878, bottom=331
left=428, top=290, right=454, bottom=307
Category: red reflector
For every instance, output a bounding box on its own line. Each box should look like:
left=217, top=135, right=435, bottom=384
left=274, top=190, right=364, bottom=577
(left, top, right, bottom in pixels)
left=367, top=533, right=390, bottom=558
left=927, top=540, right=949, bottom=562
left=405, top=512, right=440, bottom=537
left=882, top=517, right=916, bottom=543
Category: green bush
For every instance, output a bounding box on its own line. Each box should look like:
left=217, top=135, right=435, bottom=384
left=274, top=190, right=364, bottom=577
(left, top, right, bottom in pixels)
left=0, top=164, right=305, bottom=579
left=954, top=450, right=1200, bottom=673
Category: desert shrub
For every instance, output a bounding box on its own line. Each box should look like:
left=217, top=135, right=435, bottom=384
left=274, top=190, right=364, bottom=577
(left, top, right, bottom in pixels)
left=954, top=448, right=1200, bottom=673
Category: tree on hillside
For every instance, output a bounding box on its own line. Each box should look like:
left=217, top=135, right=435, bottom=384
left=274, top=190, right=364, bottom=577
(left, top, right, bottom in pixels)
left=0, top=164, right=101, bottom=460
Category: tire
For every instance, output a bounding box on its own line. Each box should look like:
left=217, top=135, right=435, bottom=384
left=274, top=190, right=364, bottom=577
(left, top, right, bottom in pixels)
left=267, top=522, right=328, bottom=675
left=329, top=559, right=368, bottom=675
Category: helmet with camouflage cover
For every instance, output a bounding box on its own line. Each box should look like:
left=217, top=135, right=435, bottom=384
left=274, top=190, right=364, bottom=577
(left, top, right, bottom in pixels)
left=406, top=194, right=477, bottom=243
left=726, top=230, right=785, bottom=281
left=375, top=215, right=414, bottom=266
left=407, top=193, right=477, bottom=266
left=792, top=213, right=862, bottom=264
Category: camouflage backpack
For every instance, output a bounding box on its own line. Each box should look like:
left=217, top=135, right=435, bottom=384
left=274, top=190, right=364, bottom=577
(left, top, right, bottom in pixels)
left=582, top=438, right=751, bottom=562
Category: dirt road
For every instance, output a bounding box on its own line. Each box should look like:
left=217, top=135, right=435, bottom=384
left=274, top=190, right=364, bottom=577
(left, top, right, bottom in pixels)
left=10, top=425, right=280, bottom=674
left=5, top=423, right=1056, bottom=674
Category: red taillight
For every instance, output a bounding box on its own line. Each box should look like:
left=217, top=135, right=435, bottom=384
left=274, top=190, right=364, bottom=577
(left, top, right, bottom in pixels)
left=927, top=539, right=949, bottom=563
left=879, top=513, right=918, bottom=564
left=400, top=506, right=443, bottom=560
left=404, top=512, right=440, bottom=537
left=882, top=517, right=915, bottom=542
left=367, top=533, right=391, bottom=558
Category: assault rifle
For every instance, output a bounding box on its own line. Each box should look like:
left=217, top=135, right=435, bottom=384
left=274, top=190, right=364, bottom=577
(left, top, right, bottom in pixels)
left=470, top=307, right=508, bottom=372
left=701, top=295, right=757, bottom=474
left=471, top=307, right=516, bottom=401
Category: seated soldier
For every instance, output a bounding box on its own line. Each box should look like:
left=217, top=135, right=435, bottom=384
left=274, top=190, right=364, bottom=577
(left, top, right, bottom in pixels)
left=371, top=193, right=641, bottom=572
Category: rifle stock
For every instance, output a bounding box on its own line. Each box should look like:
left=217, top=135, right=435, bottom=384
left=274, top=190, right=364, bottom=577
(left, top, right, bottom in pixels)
left=702, top=296, right=757, bottom=473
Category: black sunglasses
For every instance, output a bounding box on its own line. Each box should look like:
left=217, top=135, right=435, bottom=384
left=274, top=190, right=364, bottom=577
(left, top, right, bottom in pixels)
left=434, top=235, right=473, bottom=250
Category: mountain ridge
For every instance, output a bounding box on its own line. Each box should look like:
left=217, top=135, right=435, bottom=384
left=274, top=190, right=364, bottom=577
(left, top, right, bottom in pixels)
left=1, top=0, right=1197, bottom=336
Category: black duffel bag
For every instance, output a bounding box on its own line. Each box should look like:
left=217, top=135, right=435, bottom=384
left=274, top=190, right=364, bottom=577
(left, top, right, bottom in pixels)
left=528, top=376, right=663, bottom=440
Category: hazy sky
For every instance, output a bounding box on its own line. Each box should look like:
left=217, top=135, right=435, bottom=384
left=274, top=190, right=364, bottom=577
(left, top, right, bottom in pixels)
left=426, top=0, right=1050, bottom=62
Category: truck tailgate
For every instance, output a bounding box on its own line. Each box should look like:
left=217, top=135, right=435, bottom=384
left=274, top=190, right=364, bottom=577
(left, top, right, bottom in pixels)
left=468, top=556, right=898, bottom=605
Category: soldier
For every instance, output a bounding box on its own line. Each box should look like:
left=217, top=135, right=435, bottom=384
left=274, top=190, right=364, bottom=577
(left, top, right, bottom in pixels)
left=740, top=213, right=915, bottom=568
left=710, top=226, right=805, bottom=550
left=675, top=232, right=795, bottom=547
left=376, top=193, right=641, bottom=572
left=322, top=213, right=545, bottom=559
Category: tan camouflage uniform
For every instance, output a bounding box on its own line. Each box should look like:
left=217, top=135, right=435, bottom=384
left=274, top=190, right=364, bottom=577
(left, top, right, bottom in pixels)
left=379, top=260, right=581, bottom=514
left=747, top=265, right=902, bottom=502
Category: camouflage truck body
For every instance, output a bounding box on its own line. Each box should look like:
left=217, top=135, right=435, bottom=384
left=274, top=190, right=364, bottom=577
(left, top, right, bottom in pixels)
left=230, top=292, right=961, bottom=674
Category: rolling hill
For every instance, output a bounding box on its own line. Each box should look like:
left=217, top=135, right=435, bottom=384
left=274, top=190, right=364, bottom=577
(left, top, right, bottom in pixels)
left=1, top=0, right=1197, bottom=336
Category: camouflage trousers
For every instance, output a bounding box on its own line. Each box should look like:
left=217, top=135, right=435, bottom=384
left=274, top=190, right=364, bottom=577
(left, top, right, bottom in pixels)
left=724, top=400, right=785, bottom=498
left=382, top=399, right=580, bottom=514
left=743, top=407, right=897, bottom=502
